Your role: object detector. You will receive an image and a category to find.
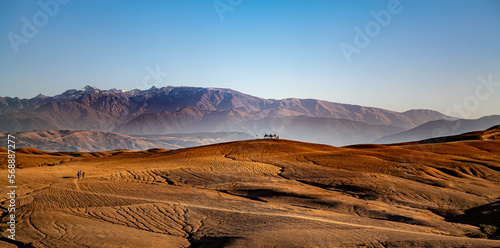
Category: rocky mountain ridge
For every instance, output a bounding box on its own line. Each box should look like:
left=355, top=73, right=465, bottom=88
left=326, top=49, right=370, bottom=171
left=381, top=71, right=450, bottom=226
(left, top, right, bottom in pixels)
left=0, top=85, right=454, bottom=146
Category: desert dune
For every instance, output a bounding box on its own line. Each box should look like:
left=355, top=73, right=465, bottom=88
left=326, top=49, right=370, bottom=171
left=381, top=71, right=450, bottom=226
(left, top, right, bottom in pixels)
left=1, top=126, right=500, bottom=247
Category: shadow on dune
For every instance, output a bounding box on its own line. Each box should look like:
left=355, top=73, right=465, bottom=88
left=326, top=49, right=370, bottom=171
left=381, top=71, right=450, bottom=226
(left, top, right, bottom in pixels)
left=0, top=236, right=36, bottom=248
left=452, top=200, right=500, bottom=238
left=188, top=236, right=239, bottom=248
left=221, top=188, right=315, bottom=203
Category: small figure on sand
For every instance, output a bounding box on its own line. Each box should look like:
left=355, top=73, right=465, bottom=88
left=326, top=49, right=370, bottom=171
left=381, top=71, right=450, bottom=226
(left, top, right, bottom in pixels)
left=264, top=133, right=279, bottom=139
left=77, top=170, right=85, bottom=179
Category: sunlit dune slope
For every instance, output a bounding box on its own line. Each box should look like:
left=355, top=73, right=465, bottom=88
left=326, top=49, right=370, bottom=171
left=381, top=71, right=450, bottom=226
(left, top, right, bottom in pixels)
left=388, top=124, right=500, bottom=145
left=1, top=126, right=500, bottom=247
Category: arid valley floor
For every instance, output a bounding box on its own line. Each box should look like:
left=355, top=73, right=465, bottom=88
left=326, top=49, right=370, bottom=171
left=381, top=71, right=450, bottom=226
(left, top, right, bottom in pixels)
left=1, top=127, right=500, bottom=247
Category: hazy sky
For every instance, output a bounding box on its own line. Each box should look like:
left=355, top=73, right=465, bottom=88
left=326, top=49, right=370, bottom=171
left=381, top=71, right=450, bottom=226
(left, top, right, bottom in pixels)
left=1, top=0, right=499, bottom=118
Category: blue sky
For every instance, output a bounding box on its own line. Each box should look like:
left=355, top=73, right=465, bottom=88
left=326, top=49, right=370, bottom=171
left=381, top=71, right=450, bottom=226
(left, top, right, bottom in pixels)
left=1, top=0, right=499, bottom=118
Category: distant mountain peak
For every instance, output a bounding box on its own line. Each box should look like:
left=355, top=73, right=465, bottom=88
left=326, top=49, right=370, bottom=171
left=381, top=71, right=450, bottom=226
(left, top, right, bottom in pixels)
left=83, top=85, right=100, bottom=93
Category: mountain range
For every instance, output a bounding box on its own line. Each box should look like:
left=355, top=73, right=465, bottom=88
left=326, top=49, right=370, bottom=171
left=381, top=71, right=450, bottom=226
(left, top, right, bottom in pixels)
left=376, top=115, right=500, bottom=144
left=0, top=85, right=453, bottom=145
left=2, top=85, right=495, bottom=149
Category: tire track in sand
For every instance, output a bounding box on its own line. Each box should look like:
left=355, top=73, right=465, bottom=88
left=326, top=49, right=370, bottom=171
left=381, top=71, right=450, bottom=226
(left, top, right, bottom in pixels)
left=52, top=184, right=500, bottom=244
left=72, top=179, right=80, bottom=191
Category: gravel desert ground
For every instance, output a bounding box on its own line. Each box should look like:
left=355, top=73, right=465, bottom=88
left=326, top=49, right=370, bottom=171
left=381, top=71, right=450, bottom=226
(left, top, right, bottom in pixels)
left=1, top=126, right=500, bottom=247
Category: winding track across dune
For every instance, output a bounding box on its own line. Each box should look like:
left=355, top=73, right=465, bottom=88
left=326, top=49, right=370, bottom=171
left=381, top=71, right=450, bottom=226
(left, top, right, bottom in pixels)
left=2, top=130, right=500, bottom=247
left=72, top=179, right=80, bottom=191
left=57, top=181, right=500, bottom=242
